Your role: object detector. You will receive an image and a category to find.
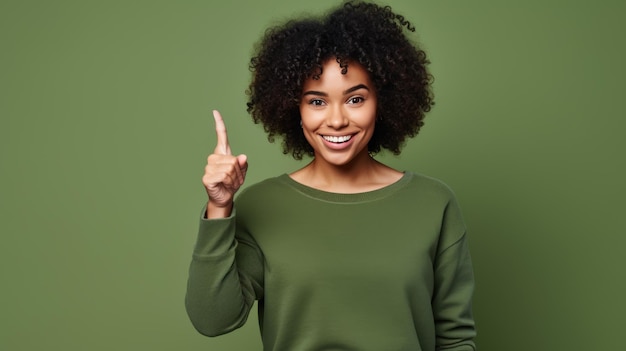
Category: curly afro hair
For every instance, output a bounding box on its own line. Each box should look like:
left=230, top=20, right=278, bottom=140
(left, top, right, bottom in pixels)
left=246, top=0, right=434, bottom=159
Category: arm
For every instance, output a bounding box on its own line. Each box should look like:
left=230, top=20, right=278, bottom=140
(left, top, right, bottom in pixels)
left=433, top=198, right=477, bottom=350
left=185, top=208, right=263, bottom=336
left=185, top=208, right=264, bottom=336
left=185, top=110, right=261, bottom=336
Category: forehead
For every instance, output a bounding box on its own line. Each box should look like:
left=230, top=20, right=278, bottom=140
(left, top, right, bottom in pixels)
left=302, top=60, right=373, bottom=91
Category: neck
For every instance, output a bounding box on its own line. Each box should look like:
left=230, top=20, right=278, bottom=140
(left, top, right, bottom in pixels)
left=311, top=150, right=374, bottom=177
left=291, top=151, right=402, bottom=193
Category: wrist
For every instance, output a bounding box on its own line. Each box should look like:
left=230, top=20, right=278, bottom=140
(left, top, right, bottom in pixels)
left=206, top=200, right=233, bottom=219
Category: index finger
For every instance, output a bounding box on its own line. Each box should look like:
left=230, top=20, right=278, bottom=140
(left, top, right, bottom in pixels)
left=213, top=110, right=231, bottom=155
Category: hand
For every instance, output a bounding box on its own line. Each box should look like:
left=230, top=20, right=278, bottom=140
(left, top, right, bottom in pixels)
left=202, top=110, right=248, bottom=218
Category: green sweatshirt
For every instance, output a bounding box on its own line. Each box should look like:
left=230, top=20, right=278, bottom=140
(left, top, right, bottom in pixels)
left=186, top=172, right=476, bottom=350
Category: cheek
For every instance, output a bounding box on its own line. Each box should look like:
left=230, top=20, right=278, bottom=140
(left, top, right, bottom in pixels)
left=356, top=108, right=377, bottom=130
left=298, top=113, right=317, bottom=141
left=299, top=108, right=322, bottom=129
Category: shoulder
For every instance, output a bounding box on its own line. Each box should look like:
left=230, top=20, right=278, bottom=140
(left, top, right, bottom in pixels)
left=403, top=171, right=458, bottom=202
left=408, top=173, right=468, bottom=243
left=232, top=174, right=304, bottom=231
left=234, top=174, right=292, bottom=207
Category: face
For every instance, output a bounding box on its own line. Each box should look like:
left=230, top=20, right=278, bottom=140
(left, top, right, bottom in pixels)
left=299, top=59, right=377, bottom=167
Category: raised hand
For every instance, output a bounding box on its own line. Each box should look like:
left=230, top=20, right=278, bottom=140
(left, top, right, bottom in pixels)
left=202, top=110, right=248, bottom=218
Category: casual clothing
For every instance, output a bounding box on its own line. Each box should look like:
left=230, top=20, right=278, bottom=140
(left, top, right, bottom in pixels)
left=186, top=172, right=476, bottom=350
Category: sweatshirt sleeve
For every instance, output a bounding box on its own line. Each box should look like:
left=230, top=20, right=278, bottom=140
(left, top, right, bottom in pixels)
left=432, top=196, right=477, bottom=351
left=184, top=207, right=264, bottom=337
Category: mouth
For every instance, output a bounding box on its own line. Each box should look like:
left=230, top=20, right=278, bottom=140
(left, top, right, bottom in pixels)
left=321, top=135, right=353, bottom=143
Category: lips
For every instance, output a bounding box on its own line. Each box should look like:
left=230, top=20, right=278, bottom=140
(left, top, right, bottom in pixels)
left=322, top=135, right=353, bottom=143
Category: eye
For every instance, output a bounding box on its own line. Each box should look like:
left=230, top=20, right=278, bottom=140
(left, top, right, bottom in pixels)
left=308, top=99, right=325, bottom=106
left=347, top=96, right=364, bottom=104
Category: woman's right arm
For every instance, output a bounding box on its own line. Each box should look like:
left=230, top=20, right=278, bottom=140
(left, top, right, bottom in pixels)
left=185, top=110, right=261, bottom=336
left=185, top=210, right=263, bottom=336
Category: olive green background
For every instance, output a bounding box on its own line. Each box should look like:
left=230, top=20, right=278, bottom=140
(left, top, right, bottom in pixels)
left=2, top=0, right=624, bottom=350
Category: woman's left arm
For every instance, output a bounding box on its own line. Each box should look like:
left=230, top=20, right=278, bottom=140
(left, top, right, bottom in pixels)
left=432, top=197, right=477, bottom=351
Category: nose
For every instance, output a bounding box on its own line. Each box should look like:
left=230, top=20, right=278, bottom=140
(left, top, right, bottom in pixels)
left=325, top=105, right=349, bottom=129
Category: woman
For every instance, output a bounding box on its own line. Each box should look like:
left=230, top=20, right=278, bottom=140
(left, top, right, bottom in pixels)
left=186, top=1, right=476, bottom=350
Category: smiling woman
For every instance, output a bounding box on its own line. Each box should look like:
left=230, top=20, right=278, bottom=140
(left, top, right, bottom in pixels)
left=292, top=59, right=392, bottom=192
left=185, top=1, right=476, bottom=350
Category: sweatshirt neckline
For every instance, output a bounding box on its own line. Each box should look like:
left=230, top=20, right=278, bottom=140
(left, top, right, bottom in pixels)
left=277, top=172, right=413, bottom=203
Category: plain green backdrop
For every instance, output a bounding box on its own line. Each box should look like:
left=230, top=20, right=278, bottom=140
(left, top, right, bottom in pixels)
left=2, top=0, right=625, bottom=350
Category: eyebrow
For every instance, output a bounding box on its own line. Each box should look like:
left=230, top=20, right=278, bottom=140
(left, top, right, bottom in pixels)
left=302, top=84, right=370, bottom=97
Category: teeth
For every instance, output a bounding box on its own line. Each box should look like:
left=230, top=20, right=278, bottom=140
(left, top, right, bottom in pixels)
left=323, top=135, right=352, bottom=143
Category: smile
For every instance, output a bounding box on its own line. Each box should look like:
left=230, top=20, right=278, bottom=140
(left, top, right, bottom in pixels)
left=322, top=135, right=353, bottom=143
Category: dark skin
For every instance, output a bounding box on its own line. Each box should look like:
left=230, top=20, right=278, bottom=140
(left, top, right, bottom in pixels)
left=205, top=1, right=434, bottom=217
left=289, top=58, right=402, bottom=193
left=202, top=110, right=247, bottom=219
left=203, top=60, right=402, bottom=218
left=246, top=1, right=433, bottom=160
